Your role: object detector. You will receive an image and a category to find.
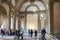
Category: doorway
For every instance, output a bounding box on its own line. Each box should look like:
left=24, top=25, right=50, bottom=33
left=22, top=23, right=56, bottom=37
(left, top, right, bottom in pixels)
left=27, top=14, right=38, bottom=31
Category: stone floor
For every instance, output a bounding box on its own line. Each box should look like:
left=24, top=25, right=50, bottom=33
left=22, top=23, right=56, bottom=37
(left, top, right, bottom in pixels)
left=0, top=33, right=59, bottom=40
left=0, top=38, right=59, bottom=40
left=1, top=38, right=43, bottom=40
left=0, top=36, right=59, bottom=40
left=1, top=38, right=40, bottom=40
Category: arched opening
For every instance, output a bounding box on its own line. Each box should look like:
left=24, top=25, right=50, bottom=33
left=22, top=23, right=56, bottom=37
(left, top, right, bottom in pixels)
left=20, top=1, right=48, bottom=32
left=0, top=5, right=8, bottom=30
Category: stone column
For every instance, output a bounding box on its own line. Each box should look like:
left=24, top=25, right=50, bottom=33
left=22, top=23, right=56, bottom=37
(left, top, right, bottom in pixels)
left=18, top=17, right=20, bottom=30
left=41, top=19, right=45, bottom=30
left=50, top=0, right=54, bottom=34
left=10, top=13, right=16, bottom=30
left=8, top=13, right=11, bottom=29
left=8, top=14, right=11, bottom=29
left=16, top=17, right=18, bottom=30
left=20, top=14, right=26, bottom=32
left=9, top=0, right=11, bottom=29
left=14, top=14, right=16, bottom=30
left=45, top=0, right=50, bottom=33
left=0, top=15, right=1, bottom=27
left=25, top=14, right=27, bottom=32
left=40, top=13, right=46, bottom=30
left=11, top=17, right=14, bottom=30
left=59, top=2, right=60, bottom=34
left=38, top=14, right=41, bottom=31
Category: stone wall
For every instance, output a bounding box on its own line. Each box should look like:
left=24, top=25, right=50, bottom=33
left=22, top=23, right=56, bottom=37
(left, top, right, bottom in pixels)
left=53, top=2, right=60, bottom=35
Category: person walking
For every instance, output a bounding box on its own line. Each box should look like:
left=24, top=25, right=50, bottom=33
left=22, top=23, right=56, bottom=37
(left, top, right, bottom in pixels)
left=35, top=30, right=37, bottom=37
left=41, top=28, right=46, bottom=40
left=28, top=29, right=30, bottom=36
left=20, top=28, right=24, bottom=39
left=30, top=29, right=33, bottom=37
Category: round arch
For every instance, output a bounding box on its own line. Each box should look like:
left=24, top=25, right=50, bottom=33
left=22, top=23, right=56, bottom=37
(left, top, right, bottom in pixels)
left=0, top=5, right=8, bottom=29
left=20, top=1, right=46, bottom=11
left=19, top=0, right=47, bottom=32
left=0, top=5, right=7, bottom=15
left=25, top=4, right=39, bottom=11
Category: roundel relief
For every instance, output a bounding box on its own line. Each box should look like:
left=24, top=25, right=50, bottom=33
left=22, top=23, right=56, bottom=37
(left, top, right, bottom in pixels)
left=20, top=14, right=25, bottom=19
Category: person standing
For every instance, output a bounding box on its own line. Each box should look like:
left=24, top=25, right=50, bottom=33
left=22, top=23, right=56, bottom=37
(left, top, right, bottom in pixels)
left=35, top=30, right=37, bottom=37
left=41, top=28, right=46, bottom=40
left=28, top=29, right=30, bottom=36
left=20, top=28, right=24, bottom=39
left=30, top=29, right=33, bottom=37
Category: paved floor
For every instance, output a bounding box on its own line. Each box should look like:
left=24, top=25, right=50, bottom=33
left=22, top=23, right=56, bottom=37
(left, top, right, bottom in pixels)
left=0, top=33, right=59, bottom=40
left=0, top=36, right=59, bottom=40
left=0, top=38, right=44, bottom=40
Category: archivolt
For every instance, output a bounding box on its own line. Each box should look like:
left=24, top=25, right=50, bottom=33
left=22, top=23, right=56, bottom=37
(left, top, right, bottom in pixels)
left=20, top=1, right=46, bottom=11
left=0, top=5, right=7, bottom=15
